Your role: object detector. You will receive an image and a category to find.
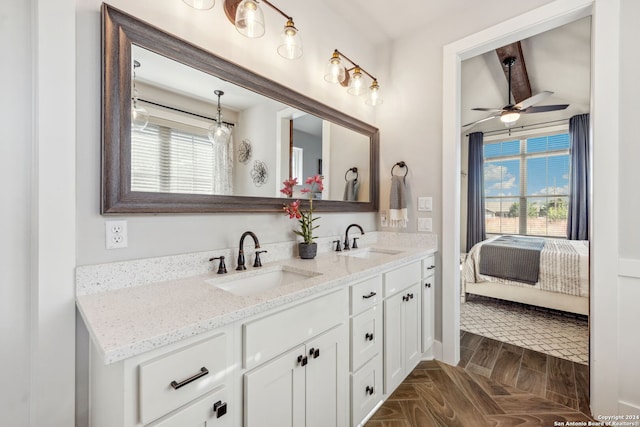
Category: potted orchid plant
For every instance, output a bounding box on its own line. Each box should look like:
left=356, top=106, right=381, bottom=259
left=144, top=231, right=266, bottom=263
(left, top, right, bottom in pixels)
left=280, top=175, right=323, bottom=259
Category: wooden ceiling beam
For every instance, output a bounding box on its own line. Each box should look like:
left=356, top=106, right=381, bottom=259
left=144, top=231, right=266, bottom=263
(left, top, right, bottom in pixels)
left=495, top=42, right=532, bottom=104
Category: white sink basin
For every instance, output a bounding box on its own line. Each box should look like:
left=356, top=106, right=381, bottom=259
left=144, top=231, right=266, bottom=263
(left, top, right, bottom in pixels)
left=207, top=265, right=321, bottom=296
left=339, top=247, right=402, bottom=260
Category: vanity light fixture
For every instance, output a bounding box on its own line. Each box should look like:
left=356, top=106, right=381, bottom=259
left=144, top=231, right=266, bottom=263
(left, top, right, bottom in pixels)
left=324, top=49, right=383, bottom=106
left=224, top=0, right=302, bottom=59
left=209, top=90, right=232, bottom=144
left=131, top=60, right=149, bottom=131
left=182, top=0, right=215, bottom=10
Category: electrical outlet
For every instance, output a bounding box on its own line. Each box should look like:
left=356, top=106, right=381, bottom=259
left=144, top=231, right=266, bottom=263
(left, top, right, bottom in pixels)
left=106, top=220, right=128, bottom=249
left=380, top=211, right=388, bottom=227
left=417, top=217, right=432, bottom=232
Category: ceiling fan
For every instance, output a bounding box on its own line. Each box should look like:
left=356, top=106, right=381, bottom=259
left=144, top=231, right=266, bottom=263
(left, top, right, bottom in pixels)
left=463, top=56, right=569, bottom=128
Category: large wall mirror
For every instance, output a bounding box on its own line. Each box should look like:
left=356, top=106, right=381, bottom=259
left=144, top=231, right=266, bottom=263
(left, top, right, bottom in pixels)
left=102, top=4, right=379, bottom=213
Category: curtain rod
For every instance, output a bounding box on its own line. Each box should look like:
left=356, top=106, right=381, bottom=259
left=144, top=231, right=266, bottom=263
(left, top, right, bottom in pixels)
left=465, top=118, right=567, bottom=137
left=139, top=98, right=236, bottom=127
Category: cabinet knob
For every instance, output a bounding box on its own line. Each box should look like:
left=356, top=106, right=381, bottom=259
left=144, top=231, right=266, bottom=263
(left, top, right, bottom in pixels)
left=402, top=295, right=408, bottom=302
left=213, top=400, right=227, bottom=418
left=297, top=355, right=308, bottom=366
left=425, top=282, right=431, bottom=288
left=365, top=332, right=374, bottom=341
left=408, top=293, right=414, bottom=299
left=309, top=348, right=320, bottom=358
left=366, top=386, right=374, bottom=395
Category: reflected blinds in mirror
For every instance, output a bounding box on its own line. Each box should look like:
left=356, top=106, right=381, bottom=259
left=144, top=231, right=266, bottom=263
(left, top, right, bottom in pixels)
left=131, top=124, right=233, bottom=195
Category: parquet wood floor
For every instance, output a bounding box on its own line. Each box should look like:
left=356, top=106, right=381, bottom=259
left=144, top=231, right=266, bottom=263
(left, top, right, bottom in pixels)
left=365, top=332, right=591, bottom=426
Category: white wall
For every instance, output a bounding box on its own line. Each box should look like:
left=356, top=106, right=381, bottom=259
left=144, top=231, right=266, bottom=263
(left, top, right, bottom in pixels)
left=1, top=1, right=33, bottom=424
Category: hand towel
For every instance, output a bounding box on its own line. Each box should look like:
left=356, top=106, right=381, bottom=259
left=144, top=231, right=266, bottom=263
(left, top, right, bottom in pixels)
left=343, top=179, right=360, bottom=201
left=389, top=175, right=408, bottom=228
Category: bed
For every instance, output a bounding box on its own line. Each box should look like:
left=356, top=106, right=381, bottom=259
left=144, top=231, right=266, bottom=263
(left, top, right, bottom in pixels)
left=462, top=235, right=589, bottom=315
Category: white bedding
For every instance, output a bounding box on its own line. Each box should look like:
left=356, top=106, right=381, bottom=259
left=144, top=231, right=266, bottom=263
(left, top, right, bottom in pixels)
left=463, top=236, right=589, bottom=298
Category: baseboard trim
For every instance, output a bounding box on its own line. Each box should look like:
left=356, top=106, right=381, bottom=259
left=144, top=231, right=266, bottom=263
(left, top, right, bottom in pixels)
left=618, top=400, right=640, bottom=415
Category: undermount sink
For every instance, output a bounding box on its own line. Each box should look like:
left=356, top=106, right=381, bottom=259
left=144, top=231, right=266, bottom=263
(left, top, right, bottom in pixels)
left=207, top=265, right=321, bottom=296
left=339, top=247, right=402, bottom=260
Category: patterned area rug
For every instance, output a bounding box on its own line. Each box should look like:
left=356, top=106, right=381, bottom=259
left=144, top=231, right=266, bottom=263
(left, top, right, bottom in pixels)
left=460, top=294, right=588, bottom=364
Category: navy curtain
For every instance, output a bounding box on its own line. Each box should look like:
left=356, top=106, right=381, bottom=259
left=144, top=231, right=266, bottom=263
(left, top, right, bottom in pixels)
left=466, top=132, right=486, bottom=252
left=567, top=113, right=590, bottom=240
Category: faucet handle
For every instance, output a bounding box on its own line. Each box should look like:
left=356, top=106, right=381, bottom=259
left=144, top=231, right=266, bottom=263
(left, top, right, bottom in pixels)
left=343, top=238, right=350, bottom=250
left=209, top=256, right=228, bottom=274
left=352, top=237, right=359, bottom=249
left=253, top=250, right=267, bottom=267
left=333, top=240, right=342, bottom=252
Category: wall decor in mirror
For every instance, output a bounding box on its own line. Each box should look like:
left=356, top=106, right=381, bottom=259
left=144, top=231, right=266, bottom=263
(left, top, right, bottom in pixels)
left=102, top=4, right=379, bottom=213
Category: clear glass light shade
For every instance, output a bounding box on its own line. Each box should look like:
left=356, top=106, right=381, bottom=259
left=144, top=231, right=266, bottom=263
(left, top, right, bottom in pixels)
left=277, top=21, right=302, bottom=59
left=235, top=0, right=265, bottom=38
left=500, top=111, right=520, bottom=123
left=365, top=81, right=383, bottom=106
left=182, top=0, right=215, bottom=10
left=324, top=56, right=346, bottom=84
left=132, top=102, right=149, bottom=131
left=208, top=123, right=232, bottom=144
left=347, top=68, right=366, bottom=96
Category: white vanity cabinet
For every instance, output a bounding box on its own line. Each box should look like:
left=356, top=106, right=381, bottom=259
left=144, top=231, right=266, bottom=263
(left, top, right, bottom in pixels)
left=243, top=289, right=348, bottom=427
left=422, top=253, right=436, bottom=353
left=89, top=327, right=234, bottom=427
left=348, top=276, right=383, bottom=426
left=383, top=261, right=422, bottom=394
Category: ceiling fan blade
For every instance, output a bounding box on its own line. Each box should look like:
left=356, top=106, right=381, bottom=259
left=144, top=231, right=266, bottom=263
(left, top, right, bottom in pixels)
left=514, top=91, right=553, bottom=110
left=472, top=107, right=505, bottom=112
left=462, top=115, right=499, bottom=128
left=521, top=104, right=570, bottom=113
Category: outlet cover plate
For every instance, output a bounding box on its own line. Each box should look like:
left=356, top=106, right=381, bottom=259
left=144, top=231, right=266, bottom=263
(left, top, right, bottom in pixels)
left=105, top=220, right=128, bottom=249
left=417, top=217, right=432, bottom=232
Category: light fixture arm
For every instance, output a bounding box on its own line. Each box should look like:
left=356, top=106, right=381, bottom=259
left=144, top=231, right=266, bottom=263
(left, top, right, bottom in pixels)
left=261, top=0, right=292, bottom=22
left=333, top=49, right=378, bottom=82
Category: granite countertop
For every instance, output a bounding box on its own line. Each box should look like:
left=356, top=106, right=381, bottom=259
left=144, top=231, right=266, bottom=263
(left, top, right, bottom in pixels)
left=77, top=241, right=436, bottom=365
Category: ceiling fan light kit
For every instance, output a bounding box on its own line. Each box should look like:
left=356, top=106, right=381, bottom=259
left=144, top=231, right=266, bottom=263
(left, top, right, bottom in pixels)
left=464, top=55, right=569, bottom=128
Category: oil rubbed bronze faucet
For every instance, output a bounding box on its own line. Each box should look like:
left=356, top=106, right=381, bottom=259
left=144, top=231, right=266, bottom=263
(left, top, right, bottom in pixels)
left=236, top=231, right=261, bottom=270
left=343, top=224, right=364, bottom=250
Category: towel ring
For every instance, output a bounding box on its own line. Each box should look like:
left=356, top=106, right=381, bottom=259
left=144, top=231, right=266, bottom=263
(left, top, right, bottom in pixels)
left=345, top=167, right=358, bottom=182
left=391, top=161, right=408, bottom=183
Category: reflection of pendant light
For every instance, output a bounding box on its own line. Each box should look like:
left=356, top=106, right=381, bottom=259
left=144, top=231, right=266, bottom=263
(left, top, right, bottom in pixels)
left=131, top=60, right=149, bottom=131
left=208, top=90, right=232, bottom=144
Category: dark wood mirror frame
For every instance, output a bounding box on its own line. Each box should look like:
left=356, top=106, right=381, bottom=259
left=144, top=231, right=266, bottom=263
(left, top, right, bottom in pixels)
left=101, top=4, right=379, bottom=214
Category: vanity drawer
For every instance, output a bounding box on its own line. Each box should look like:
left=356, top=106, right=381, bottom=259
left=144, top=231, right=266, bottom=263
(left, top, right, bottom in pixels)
left=423, top=254, right=436, bottom=278
left=383, top=261, right=421, bottom=296
left=147, top=386, right=231, bottom=427
left=139, top=332, right=227, bottom=425
left=350, top=275, right=382, bottom=315
left=351, top=355, right=382, bottom=427
left=243, top=289, right=346, bottom=370
left=351, top=305, right=382, bottom=371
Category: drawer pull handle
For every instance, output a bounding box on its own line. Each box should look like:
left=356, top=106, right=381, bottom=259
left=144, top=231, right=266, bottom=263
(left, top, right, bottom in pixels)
left=362, top=291, right=377, bottom=299
left=297, top=355, right=308, bottom=366
left=365, top=332, right=374, bottom=341
left=366, top=386, right=375, bottom=395
left=170, top=367, right=209, bottom=390
left=427, top=265, right=435, bottom=270
left=213, top=400, right=227, bottom=418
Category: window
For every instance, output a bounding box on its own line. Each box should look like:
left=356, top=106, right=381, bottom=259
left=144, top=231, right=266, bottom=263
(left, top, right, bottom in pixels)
left=483, top=133, right=570, bottom=237
left=131, top=117, right=233, bottom=195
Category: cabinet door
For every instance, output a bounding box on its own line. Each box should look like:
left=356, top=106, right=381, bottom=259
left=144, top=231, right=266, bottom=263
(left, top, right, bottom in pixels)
left=422, top=276, right=434, bottom=353
left=383, top=292, right=404, bottom=394
left=244, top=345, right=306, bottom=427
left=351, top=305, right=382, bottom=371
left=305, top=326, right=347, bottom=427
left=147, top=386, right=231, bottom=427
left=404, top=283, right=422, bottom=371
